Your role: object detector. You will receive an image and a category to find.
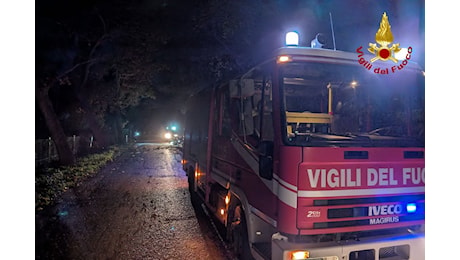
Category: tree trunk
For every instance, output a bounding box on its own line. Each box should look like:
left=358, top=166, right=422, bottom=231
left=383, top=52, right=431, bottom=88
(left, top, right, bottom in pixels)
left=111, top=110, right=124, bottom=144
left=75, top=91, right=109, bottom=149
left=115, top=113, right=123, bottom=144
left=36, top=82, right=76, bottom=166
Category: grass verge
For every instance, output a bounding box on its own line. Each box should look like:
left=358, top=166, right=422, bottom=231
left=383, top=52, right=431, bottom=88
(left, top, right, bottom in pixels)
left=35, top=146, right=123, bottom=211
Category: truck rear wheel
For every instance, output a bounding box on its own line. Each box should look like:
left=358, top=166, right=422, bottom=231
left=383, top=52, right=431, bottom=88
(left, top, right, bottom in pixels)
left=227, top=204, right=253, bottom=260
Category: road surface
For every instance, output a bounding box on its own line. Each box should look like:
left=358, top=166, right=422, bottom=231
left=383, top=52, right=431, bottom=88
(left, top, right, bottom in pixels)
left=36, top=143, right=235, bottom=259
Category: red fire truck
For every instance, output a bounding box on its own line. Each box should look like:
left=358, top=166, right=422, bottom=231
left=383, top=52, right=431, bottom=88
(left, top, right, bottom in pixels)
left=182, top=32, right=425, bottom=260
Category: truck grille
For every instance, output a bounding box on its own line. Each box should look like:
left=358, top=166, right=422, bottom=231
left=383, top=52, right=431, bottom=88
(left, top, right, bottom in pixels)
left=312, top=194, right=424, bottom=229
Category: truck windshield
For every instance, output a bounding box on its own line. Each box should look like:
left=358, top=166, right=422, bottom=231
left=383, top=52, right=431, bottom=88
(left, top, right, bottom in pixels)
left=280, top=61, right=424, bottom=147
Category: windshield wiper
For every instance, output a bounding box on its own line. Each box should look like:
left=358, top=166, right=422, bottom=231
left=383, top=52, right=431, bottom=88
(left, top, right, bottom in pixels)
left=288, top=132, right=367, bottom=146
left=367, top=126, right=404, bottom=137
left=288, top=131, right=422, bottom=147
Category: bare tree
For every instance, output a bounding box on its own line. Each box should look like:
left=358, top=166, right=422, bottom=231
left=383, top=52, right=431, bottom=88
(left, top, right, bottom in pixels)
left=36, top=79, right=75, bottom=165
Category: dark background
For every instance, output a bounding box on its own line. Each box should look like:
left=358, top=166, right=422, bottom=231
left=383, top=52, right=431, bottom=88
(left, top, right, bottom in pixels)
left=34, top=0, right=425, bottom=143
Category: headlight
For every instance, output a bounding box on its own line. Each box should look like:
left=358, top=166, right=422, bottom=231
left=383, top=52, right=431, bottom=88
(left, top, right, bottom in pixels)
left=290, top=251, right=309, bottom=260
left=286, top=250, right=339, bottom=260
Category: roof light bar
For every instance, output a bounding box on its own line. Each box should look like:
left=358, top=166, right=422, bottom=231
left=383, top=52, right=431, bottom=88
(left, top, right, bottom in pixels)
left=286, top=31, right=299, bottom=46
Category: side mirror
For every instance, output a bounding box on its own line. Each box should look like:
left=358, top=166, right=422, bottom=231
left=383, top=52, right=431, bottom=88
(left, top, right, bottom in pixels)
left=230, top=79, right=255, bottom=98
left=258, top=141, right=273, bottom=180
left=230, top=79, right=255, bottom=136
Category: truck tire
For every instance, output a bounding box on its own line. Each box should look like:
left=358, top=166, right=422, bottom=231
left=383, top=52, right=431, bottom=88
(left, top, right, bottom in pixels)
left=228, top=204, right=253, bottom=260
left=187, top=168, right=198, bottom=203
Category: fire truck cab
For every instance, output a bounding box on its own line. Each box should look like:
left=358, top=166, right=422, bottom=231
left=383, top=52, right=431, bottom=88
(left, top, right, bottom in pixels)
left=182, top=32, right=425, bottom=260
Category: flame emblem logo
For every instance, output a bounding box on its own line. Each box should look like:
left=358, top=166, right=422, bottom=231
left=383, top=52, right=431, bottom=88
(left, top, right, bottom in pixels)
left=368, top=12, right=401, bottom=63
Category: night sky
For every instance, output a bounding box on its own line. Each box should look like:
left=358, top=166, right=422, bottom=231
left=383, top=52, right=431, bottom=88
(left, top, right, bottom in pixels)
left=33, top=0, right=426, bottom=141
left=3, top=1, right=456, bottom=258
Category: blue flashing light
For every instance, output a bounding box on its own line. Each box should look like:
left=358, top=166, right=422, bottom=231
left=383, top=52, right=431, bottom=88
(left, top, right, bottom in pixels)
left=285, top=32, right=299, bottom=46
left=134, top=131, right=140, bottom=137
left=406, top=203, right=417, bottom=213
left=171, top=126, right=177, bottom=131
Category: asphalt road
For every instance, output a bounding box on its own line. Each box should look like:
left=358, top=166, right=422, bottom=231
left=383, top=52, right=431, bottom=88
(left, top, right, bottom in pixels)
left=36, top=143, right=235, bottom=259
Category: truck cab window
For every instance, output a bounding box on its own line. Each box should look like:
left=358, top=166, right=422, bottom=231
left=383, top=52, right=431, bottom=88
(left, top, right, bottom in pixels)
left=280, top=62, right=424, bottom=147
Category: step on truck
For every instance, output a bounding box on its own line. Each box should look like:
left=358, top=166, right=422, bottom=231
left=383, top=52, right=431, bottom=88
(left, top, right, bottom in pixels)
left=182, top=32, right=425, bottom=260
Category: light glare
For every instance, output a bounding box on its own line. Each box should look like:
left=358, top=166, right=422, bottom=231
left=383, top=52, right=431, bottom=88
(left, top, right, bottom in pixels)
left=291, top=250, right=309, bottom=260
left=407, top=203, right=417, bottom=213
left=350, top=80, right=358, bottom=88
left=278, top=55, right=291, bottom=63
left=286, top=32, right=299, bottom=46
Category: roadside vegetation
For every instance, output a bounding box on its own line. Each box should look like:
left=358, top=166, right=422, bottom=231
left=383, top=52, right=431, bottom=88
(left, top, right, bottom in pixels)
left=35, top=146, right=123, bottom=211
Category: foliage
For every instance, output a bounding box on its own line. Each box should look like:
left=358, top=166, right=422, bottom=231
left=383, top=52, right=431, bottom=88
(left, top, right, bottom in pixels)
left=36, top=0, right=423, bottom=146
left=35, top=146, right=123, bottom=211
left=36, top=0, right=283, bottom=143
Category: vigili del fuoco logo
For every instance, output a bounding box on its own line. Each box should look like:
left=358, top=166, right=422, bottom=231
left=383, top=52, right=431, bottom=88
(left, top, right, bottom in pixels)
left=356, top=12, right=413, bottom=74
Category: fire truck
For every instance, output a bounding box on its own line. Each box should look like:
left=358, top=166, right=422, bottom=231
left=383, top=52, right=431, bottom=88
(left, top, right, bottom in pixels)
left=182, top=32, right=425, bottom=260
